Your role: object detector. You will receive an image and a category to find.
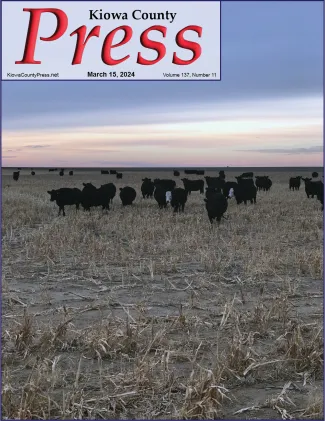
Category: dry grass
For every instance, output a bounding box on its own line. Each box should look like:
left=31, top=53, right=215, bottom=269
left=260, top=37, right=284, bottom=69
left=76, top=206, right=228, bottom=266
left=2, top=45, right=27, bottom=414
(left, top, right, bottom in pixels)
left=2, top=168, right=323, bottom=419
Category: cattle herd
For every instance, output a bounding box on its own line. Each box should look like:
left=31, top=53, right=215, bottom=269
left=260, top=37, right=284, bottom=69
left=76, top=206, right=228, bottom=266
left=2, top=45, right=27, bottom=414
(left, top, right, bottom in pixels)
left=11, top=168, right=324, bottom=224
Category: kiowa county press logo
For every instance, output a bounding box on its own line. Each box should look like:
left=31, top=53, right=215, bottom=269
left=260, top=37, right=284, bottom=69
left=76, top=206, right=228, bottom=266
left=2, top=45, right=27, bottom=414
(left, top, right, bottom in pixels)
left=2, top=1, right=221, bottom=81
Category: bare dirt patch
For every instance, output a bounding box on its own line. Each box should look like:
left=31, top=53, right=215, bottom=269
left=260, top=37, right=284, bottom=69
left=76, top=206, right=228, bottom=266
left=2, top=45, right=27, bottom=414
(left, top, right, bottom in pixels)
left=2, top=169, right=323, bottom=419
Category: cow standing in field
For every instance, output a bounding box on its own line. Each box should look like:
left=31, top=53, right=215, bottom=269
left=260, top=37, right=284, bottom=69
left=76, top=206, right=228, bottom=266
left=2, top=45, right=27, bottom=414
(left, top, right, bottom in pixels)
left=31, top=171, right=35, bottom=176
left=119, top=186, right=136, bottom=206
left=255, top=175, right=272, bottom=192
left=240, top=172, right=254, bottom=178
left=154, top=185, right=169, bottom=209
left=307, top=173, right=324, bottom=210
left=204, top=190, right=228, bottom=224
left=289, top=176, right=302, bottom=191
left=170, top=188, right=188, bottom=213
left=69, top=171, right=74, bottom=176
left=223, top=181, right=237, bottom=198
left=59, top=170, right=64, bottom=176
left=181, top=178, right=204, bottom=195
left=219, top=170, right=226, bottom=180
left=13, top=171, right=20, bottom=181
left=47, top=188, right=82, bottom=216
left=101, top=170, right=109, bottom=175
left=205, top=176, right=225, bottom=190
left=100, top=183, right=116, bottom=204
left=116, top=172, right=123, bottom=179
left=234, top=176, right=257, bottom=205
left=255, top=176, right=264, bottom=191
left=110, top=170, right=117, bottom=175
left=173, top=170, right=180, bottom=176
left=141, top=178, right=155, bottom=199
left=302, top=178, right=318, bottom=198
left=205, top=187, right=220, bottom=200
left=264, top=176, right=272, bottom=191
left=81, top=183, right=111, bottom=211
left=184, top=169, right=197, bottom=175
left=154, top=179, right=176, bottom=191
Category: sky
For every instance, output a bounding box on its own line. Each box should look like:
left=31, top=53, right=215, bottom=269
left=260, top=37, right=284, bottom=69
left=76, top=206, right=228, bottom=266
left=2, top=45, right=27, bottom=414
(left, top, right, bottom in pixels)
left=2, top=1, right=324, bottom=167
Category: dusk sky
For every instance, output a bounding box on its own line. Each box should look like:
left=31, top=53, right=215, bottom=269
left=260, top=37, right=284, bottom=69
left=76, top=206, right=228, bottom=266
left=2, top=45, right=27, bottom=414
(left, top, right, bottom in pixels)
left=2, top=1, right=323, bottom=167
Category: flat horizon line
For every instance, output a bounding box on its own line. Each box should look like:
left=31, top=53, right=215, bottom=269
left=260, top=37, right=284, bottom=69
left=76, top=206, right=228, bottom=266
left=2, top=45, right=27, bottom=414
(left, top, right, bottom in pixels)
left=3, top=166, right=324, bottom=170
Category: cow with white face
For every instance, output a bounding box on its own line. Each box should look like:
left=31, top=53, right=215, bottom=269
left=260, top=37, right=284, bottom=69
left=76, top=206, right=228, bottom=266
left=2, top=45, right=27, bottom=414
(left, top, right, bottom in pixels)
left=166, top=191, right=172, bottom=203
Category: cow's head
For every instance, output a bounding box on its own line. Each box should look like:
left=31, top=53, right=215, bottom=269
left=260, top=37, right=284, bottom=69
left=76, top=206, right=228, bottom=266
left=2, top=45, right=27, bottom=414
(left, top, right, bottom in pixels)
left=47, top=190, right=58, bottom=201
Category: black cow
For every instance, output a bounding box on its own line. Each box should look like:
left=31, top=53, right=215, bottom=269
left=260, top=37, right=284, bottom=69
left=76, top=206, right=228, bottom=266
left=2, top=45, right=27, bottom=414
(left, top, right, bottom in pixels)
left=100, top=183, right=116, bottom=204
left=120, top=186, right=136, bottom=206
left=154, top=185, right=168, bottom=209
left=234, top=176, right=257, bottom=205
left=219, top=170, right=226, bottom=180
left=154, top=179, right=176, bottom=191
left=59, top=170, right=64, bottom=176
left=255, top=176, right=264, bottom=191
left=302, top=178, right=323, bottom=199
left=13, top=171, right=20, bottom=181
left=110, top=170, right=117, bottom=175
left=47, top=188, right=82, bottom=216
left=255, top=176, right=272, bottom=192
left=204, top=191, right=228, bottom=224
left=312, top=172, right=319, bottom=178
left=181, top=178, right=204, bottom=195
left=184, top=169, right=197, bottom=175
left=173, top=170, right=180, bottom=176
left=31, top=171, right=35, bottom=176
left=289, top=176, right=302, bottom=191
left=141, top=178, right=155, bottom=199
left=116, top=172, right=123, bottom=179
left=240, top=172, right=254, bottom=178
left=205, top=176, right=225, bottom=190
left=81, top=183, right=110, bottom=210
left=205, top=187, right=219, bottom=200
left=196, top=170, right=205, bottom=175
left=101, top=170, right=109, bottom=175
left=265, top=178, right=272, bottom=191
left=171, top=188, right=188, bottom=213
left=69, top=171, right=73, bottom=176
left=49, top=168, right=58, bottom=172
left=223, top=181, right=237, bottom=198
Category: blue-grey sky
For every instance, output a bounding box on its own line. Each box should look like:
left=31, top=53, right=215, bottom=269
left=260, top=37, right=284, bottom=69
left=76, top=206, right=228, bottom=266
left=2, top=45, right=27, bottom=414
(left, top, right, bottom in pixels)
left=2, top=1, right=323, bottom=167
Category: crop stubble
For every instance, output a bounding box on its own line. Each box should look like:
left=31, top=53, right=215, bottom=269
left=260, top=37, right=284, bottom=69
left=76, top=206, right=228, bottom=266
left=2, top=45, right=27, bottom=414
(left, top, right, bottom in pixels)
left=1, top=169, right=323, bottom=419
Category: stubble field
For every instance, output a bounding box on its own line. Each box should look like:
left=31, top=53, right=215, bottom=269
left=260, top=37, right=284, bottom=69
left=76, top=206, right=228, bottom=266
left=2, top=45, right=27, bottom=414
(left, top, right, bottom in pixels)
left=1, top=168, right=324, bottom=419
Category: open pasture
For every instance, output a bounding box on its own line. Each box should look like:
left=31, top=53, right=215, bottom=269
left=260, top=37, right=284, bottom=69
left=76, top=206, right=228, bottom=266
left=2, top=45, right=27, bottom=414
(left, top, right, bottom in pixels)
left=2, top=168, right=323, bottom=419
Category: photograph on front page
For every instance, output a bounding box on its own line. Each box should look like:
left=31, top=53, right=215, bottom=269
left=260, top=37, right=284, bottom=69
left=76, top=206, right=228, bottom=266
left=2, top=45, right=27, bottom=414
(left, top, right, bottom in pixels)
left=1, top=1, right=323, bottom=419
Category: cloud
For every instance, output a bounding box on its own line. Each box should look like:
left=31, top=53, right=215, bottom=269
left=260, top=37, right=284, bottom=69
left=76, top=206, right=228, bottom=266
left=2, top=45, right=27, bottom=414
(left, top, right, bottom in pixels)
left=2, top=94, right=322, bottom=168
left=3, top=148, right=22, bottom=152
left=239, top=145, right=323, bottom=155
left=3, top=95, right=323, bottom=132
left=23, top=144, right=51, bottom=149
